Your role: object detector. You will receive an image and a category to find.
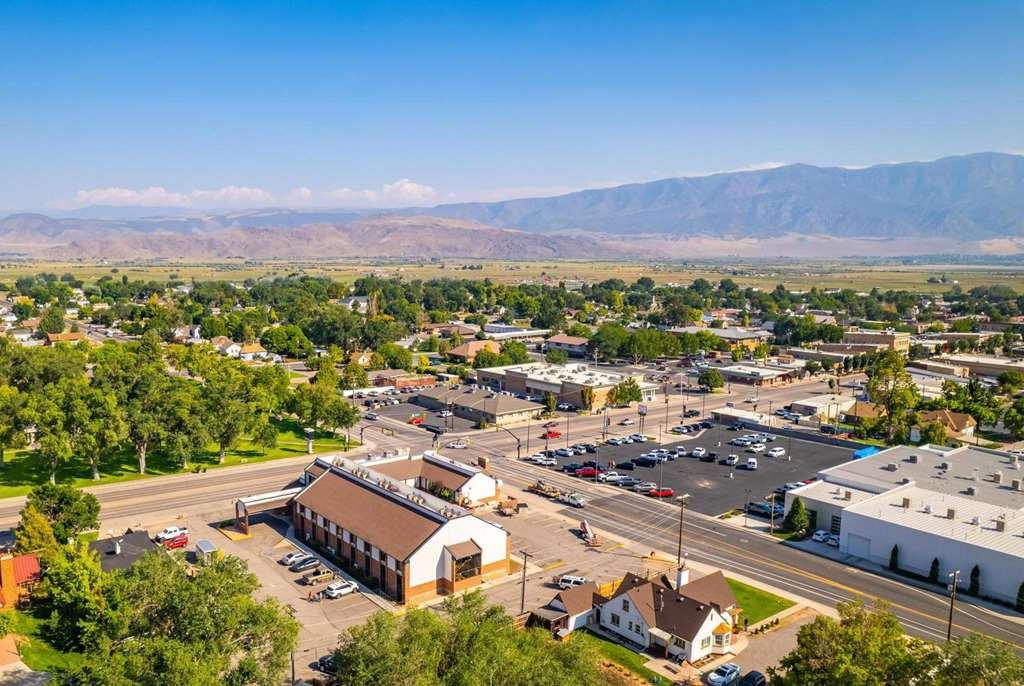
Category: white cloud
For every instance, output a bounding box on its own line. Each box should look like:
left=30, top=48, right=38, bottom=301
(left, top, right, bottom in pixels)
left=324, top=178, right=440, bottom=207
left=72, top=186, right=192, bottom=207
left=189, top=185, right=274, bottom=205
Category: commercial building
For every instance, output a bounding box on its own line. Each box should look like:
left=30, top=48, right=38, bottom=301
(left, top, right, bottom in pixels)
left=786, top=445, right=1024, bottom=605
left=355, top=451, right=502, bottom=505
left=841, top=329, right=911, bottom=354
left=718, top=364, right=795, bottom=387
left=475, top=362, right=657, bottom=409
left=789, top=394, right=857, bottom=419
left=544, top=333, right=590, bottom=358
left=370, top=368, right=436, bottom=390
left=666, top=326, right=770, bottom=351
left=415, top=386, right=543, bottom=426
left=292, top=454, right=511, bottom=605
left=936, top=354, right=1024, bottom=379
left=482, top=323, right=551, bottom=341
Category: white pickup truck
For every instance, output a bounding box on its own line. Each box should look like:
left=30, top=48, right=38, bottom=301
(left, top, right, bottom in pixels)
left=154, top=526, right=189, bottom=542
left=557, top=492, right=586, bottom=508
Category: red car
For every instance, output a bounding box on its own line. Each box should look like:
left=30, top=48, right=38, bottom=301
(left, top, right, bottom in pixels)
left=163, top=533, right=189, bottom=549
left=408, top=416, right=424, bottom=425
left=574, top=466, right=604, bottom=479
left=542, top=430, right=561, bottom=439
left=648, top=487, right=675, bottom=498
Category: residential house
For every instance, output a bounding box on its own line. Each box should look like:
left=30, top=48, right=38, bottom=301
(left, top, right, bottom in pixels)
left=89, top=530, right=160, bottom=572
left=536, top=581, right=601, bottom=633
left=349, top=350, right=374, bottom=367
left=238, top=342, right=268, bottom=361
left=210, top=336, right=242, bottom=358
left=337, top=296, right=370, bottom=313
left=0, top=553, right=40, bottom=608
left=911, top=409, right=977, bottom=442
left=371, top=368, right=436, bottom=390
left=424, top=322, right=478, bottom=338
left=45, top=331, right=86, bottom=345
left=545, top=333, right=590, bottom=358
left=841, top=401, right=887, bottom=426
left=593, top=571, right=738, bottom=664
left=447, top=339, right=501, bottom=364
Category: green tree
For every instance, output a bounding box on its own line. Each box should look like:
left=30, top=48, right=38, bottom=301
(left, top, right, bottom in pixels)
left=543, top=392, right=557, bottom=415
left=333, top=591, right=600, bottom=686
left=39, top=305, right=66, bottom=334
left=1003, top=397, right=1024, bottom=440
left=0, top=385, right=27, bottom=469
left=942, top=379, right=1002, bottom=428
left=564, top=323, right=592, bottom=338
left=610, top=377, right=643, bottom=405
left=771, top=599, right=929, bottom=686
left=968, top=564, right=980, bottom=596
left=919, top=420, right=947, bottom=446
left=698, top=368, right=724, bottom=391
left=580, top=386, right=595, bottom=412
left=201, top=360, right=259, bottom=464
left=783, top=496, right=810, bottom=534
left=866, top=350, right=920, bottom=442
left=997, top=370, right=1024, bottom=394
left=25, top=483, right=100, bottom=543
left=377, top=342, right=413, bottom=371
left=341, top=361, right=370, bottom=390
left=14, top=503, right=59, bottom=562
left=888, top=544, right=899, bottom=572
left=545, top=348, right=569, bottom=364
left=929, top=557, right=940, bottom=584
left=935, top=633, right=1024, bottom=686
left=500, top=340, right=530, bottom=365
left=38, top=540, right=108, bottom=650
left=588, top=323, right=630, bottom=361
left=804, top=360, right=822, bottom=376
left=251, top=417, right=279, bottom=455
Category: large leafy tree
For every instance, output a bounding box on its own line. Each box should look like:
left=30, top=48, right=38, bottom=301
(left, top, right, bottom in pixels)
left=1003, top=396, right=1024, bottom=440
left=698, top=368, right=724, bottom=391
left=25, top=483, right=100, bottom=543
left=200, top=358, right=259, bottom=463
left=0, top=384, right=28, bottom=469
left=14, top=503, right=59, bottom=562
left=940, top=379, right=1002, bottom=427
left=334, top=591, right=600, bottom=686
left=866, top=350, right=920, bottom=442
left=609, top=377, right=643, bottom=405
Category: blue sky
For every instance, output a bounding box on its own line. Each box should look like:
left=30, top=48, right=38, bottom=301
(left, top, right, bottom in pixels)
left=1, top=1, right=1022, bottom=211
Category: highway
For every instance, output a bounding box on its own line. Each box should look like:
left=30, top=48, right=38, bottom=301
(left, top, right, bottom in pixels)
left=1, top=377, right=1020, bottom=650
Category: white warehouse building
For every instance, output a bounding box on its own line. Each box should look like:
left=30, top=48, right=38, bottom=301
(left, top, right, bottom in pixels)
left=786, top=444, right=1024, bottom=605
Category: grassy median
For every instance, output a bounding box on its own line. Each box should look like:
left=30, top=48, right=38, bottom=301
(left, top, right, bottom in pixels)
left=726, top=577, right=794, bottom=624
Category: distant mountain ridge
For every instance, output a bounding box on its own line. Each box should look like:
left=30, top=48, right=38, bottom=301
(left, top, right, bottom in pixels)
left=404, top=152, right=1024, bottom=238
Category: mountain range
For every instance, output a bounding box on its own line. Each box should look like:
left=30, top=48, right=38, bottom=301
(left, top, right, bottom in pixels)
left=2, top=152, right=1023, bottom=259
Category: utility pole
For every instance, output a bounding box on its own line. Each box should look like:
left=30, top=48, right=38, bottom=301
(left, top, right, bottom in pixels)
left=947, top=569, right=960, bottom=642
left=675, top=496, right=688, bottom=566
left=519, top=550, right=532, bottom=615
left=744, top=489, right=751, bottom=528
left=769, top=492, right=776, bottom=534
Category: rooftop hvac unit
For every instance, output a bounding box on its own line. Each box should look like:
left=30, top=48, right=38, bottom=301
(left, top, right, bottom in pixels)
left=909, top=454, right=919, bottom=464
left=940, top=461, right=950, bottom=470
left=843, top=490, right=853, bottom=501
left=969, top=516, right=980, bottom=526
left=947, top=508, right=956, bottom=519
left=1014, top=479, right=1024, bottom=492
left=886, top=462, right=899, bottom=471
left=994, top=471, right=1003, bottom=484
left=972, top=468, right=980, bottom=481
left=923, top=504, right=932, bottom=514
left=966, top=486, right=977, bottom=496
left=996, top=519, right=1007, bottom=532
left=901, top=496, right=911, bottom=508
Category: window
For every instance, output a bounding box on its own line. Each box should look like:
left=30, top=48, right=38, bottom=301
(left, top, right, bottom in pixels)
left=715, top=634, right=726, bottom=646
left=342, top=530, right=351, bottom=543
left=627, top=621, right=633, bottom=632
left=701, top=636, right=711, bottom=649
left=633, top=624, right=642, bottom=635
left=610, top=613, right=620, bottom=627
left=622, top=599, right=630, bottom=612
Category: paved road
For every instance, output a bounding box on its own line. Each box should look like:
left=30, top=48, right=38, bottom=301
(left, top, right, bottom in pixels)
left=2, top=375, right=1020, bottom=651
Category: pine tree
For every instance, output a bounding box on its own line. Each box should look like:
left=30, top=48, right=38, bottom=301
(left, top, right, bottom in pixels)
left=929, top=558, right=940, bottom=584
left=888, top=545, right=899, bottom=572
left=783, top=497, right=810, bottom=534
left=968, top=565, right=980, bottom=596
left=14, top=504, right=59, bottom=563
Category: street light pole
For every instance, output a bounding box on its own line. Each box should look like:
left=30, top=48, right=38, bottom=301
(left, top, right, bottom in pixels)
left=744, top=489, right=751, bottom=528
left=947, top=569, right=960, bottom=642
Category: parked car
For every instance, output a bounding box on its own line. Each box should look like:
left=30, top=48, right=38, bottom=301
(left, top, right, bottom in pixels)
left=162, top=533, right=188, bottom=550
left=561, top=462, right=584, bottom=473
left=633, top=455, right=658, bottom=467
left=558, top=492, right=586, bottom=508
left=721, top=454, right=740, bottom=466
left=582, top=443, right=598, bottom=453
left=691, top=447, right=707, bottom=458
left=745, top=457, right=759, bottom=470
left=684, top=409, right=700, bottom=417
left=827, top=534, right=840, bottom=547
left=767, top=447, right=786, bottom=458
left=811, top=529, right=830, bottom=543
left=699, top=451, right=717, bottom=463
left=323, top=579, right=359, bottom=598
left=422, top=424, right=445, bottom=435
left=597, top=471, right=622, bottom=483
left=154, top=526, right=188, bottom=542
left=617, top=477, right=639, bottom=488
left=615, top=460, right=636, bottom=471
left=302, top=568, right=335, bottom=585
left=746, top=443, right=766, bottom=453
left=279, top=551, right=309, bottom=566
left=290, top=557, right=320, bottom=573
left=574, top=466, right=603, bottom=479
left=738, top=671, right=767, bottom=686
left=536, top=457, right=557, bottom=467
left=408, top=416, right=424, bottom=425
left=555, top=448, right=574, bottom=457
left=706, top=662, right=741, bottom=686
left=648, top=487, right=675, bottom=498
left=317, top=654, right=337, bottom=674
left=632, top=481, right=658, bottom=492
left=607, top=437, right=625, bottom=445
left=674, top=446, right=688, bottom=457
left=558, top=574, right=589, bottom=589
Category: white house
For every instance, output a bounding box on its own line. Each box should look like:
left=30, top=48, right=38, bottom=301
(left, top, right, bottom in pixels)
left=210, top=336, right=241, bottom=358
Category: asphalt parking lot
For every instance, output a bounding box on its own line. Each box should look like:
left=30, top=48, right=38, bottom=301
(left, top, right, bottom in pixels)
left=536, top=426, right=855, bottom=516
left=368, top=399, right=477, bottom=433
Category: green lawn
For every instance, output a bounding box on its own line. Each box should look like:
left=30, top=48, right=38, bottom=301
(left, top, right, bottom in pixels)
left=574, top=630, right=665, bottom=684
left=726, top=577, right=794, bottom=624
left=0, top=418, right=356, bottom=498
left=9, top=609, right=84, bottom=673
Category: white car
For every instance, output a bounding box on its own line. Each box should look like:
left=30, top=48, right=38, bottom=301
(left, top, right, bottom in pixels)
left=555, top=448, right=573, bottom=457
left=279, top=551, right=309, bottom=566
left=767, top=447, right=786, bottom=458
left=691, top=447, right=707, bottom=458
left=323, top=579, right=359, bottom=598
left=558, top=574, right=588, bottom=590
left=607, top=437, right=625, bottom=445
left=438, top=410, right=453, bottom=418
left=746, top=443, right=765, bottom=453
left=827, top=534, right=840, bottom=547
left=674, top=447, right=688, bottom=457
left=811, top=529, right=830, bottom=543
left=619, top=418, right=636, bottom=426
left=597, top=471, right=622, bottom=483
left=723, top=454, right=739, bottom=466
left=154, top=526, right=188, bottom=542
left=446, top=439, right=468, bottom=449
left=632, top=481, right=657, bottom=492
left=630, top=433, right=647, bottom=443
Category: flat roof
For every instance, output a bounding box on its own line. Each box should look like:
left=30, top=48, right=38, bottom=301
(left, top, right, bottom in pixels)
left=417, top=386, right=543, bottom=415
left=790, top=480, right=877, bottom=507
left=939, top=354, right=1024, bottom=368
left=791, top=394, right=856, bottom=409
left=479, top=362, right=627, bottom=387
left=819, top=445, right=1024, bottom=510
left=845, top=485, right=1024, bottom=558
left=719, top=364, right=790, bottom=379
left=666, top=326, right=770, bottom=341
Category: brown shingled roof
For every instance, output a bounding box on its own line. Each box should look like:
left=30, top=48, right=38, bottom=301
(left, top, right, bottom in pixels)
left=601, top=572, right=734, bottom=642
left=294, top=469, right=442, bottom=561
left=371, top=458, right=472, bottom=492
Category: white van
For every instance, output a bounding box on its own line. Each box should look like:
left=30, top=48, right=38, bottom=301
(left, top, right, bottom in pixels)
left=745, top=457, right=759, bottom=470
left=558, top=574, right=589, bottom=590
